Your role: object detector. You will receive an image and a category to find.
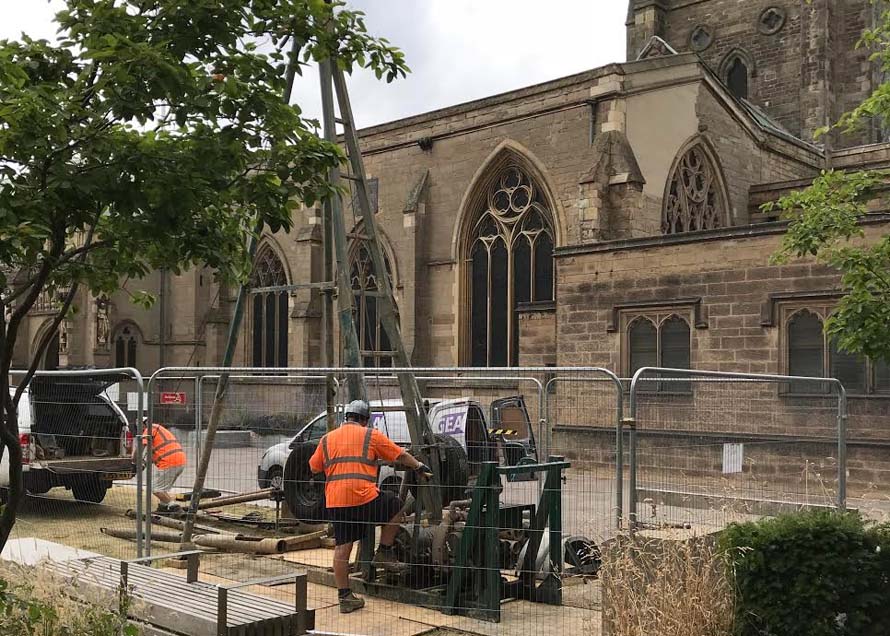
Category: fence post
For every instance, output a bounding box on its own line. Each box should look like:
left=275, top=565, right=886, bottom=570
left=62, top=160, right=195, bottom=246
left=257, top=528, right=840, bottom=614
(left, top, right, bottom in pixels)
left=133, top=370, right=145, bottom=558
left=623, top=416, right=637, bottom=531
left=194, top=375, right=203, bottom=466
left=145, top=378, right=155, bottom=556
left=836, top=383, right=848, bottom=512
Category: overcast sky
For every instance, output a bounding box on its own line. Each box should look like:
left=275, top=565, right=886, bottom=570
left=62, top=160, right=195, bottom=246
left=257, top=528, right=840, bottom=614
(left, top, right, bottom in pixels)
left=0, top=1, right=628, bottom=128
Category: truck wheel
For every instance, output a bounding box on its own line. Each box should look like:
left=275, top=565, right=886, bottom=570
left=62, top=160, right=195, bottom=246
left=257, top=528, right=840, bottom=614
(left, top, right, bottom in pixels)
left=283, top=451, right=326, bottom=523
left=434, top=434, right=470, bottom=506
left=72, top=479, right=109, bottom=504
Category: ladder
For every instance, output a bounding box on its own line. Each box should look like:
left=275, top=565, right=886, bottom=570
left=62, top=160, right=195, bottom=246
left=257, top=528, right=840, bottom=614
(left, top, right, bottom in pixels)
left=318, top=59, right=443, bottom=524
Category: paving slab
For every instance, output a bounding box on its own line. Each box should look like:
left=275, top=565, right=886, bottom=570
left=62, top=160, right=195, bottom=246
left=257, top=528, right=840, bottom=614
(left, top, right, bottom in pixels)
left=1, top=537, right=101, bottom=566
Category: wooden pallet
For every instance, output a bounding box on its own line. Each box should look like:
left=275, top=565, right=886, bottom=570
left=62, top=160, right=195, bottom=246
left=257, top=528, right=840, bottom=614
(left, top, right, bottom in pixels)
left=43, top=551, right=314, bottom=636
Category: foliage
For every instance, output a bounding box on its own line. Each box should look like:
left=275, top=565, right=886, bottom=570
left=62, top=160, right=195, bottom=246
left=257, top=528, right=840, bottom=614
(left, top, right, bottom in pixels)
left=0, top=570, right=138, bottom=636
left=720, top=511, right=890, bottom=636
left=766, top=1, right=890, bottom=363
left=0, top=0, right=408, bottom=550
left=766, top=170, right=890, bottom=362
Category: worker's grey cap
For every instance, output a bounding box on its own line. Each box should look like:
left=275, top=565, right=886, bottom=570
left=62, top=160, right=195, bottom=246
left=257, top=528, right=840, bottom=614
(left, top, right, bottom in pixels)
left=345, top=399, right=371, bottom=420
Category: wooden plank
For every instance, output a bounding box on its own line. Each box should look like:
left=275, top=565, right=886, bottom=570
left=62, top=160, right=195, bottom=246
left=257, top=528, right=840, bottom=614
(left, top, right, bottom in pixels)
left=55, top=557, right=306, bottom=626
left=55, top=557, right=297, bottom=622
left=45, top=560, right=275, bottom=624
left=43, top=557, right=309, bottom=633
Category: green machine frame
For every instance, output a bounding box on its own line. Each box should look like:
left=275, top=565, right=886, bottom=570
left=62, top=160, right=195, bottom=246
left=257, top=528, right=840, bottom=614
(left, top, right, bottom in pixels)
left=444, top=456, right=569, bottom=622
left=349, top=457, right=569, bottom=623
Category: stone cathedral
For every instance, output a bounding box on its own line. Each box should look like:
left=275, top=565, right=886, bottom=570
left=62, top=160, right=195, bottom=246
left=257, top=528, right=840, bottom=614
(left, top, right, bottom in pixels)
left=13, top=2, right=890, bottom=486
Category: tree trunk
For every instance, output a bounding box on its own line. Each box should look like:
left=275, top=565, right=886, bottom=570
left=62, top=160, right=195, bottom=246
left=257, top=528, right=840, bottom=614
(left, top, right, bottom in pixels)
left=0, top=392, right=24, bottom=552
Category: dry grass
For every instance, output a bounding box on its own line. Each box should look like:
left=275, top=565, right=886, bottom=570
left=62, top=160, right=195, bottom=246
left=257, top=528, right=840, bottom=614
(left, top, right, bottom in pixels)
left=0, top=559, right=144, bottom=635
left=600, top=533, right=735, bottom=636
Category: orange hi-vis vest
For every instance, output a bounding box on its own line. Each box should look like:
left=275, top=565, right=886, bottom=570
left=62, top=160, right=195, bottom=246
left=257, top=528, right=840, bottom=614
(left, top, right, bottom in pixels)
left=144, top=424, right=187, bottom=470
left=322, top=425, right=377, bottom=487
left=309, top=422, right=405, bottom=507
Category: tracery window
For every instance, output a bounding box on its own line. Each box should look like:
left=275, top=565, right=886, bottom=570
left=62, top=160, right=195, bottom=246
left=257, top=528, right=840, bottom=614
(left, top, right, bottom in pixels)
left=114, top=325, right=140, bottom=368
left=350, top=244, right=396, bottom=368
left=468, top=166, right=555, bottom=367
left=251, top=245, right=289, bottom=367
left=784, top=306, right=889, bottom=395
left=662, top=143, right=727, bottom=234
left=625, top=313, right=692, bottom=392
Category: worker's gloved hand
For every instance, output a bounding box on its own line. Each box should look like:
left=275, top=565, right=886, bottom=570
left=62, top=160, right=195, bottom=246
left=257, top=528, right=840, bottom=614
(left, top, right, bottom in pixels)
left=414, top=463, right=434, bottom=481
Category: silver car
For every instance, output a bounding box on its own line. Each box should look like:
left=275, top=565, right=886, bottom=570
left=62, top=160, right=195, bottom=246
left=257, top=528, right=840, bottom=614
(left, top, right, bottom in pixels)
left=257, top=399, right=413, bottom=491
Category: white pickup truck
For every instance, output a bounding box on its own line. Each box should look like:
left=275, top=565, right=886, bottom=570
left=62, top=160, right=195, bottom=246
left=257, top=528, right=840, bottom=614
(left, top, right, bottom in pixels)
left=1, top=377, right=135, bottom=504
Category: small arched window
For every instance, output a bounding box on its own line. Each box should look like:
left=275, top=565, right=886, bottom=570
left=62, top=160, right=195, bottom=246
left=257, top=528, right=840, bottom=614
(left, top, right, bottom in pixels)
left=628, top=314, right=692, bottom=392
left=350, top=244, right=396, bottom=368
left=787, top=310, right=824, bottom=393
left=629, top=318, right=658, bottom=375
left=663, top=142, right=728, bottom=234
left=114, top=325, right=140, bottom=368
left=726, top=57, right=749, bottom=100
left=467, top=165, right=555, bottom=367
left=251, top=245, right=289, bottom=367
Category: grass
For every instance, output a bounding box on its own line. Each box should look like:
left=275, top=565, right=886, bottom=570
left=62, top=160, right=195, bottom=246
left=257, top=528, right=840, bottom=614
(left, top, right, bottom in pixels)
left=600, top=533, right=735, bottom=636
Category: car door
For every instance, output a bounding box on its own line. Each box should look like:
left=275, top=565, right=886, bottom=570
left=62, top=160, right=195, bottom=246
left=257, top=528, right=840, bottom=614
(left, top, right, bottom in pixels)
left=490, top=396, right=538, bottom=466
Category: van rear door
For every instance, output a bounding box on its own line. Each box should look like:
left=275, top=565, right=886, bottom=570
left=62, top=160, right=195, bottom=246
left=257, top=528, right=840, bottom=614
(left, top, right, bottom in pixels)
left=490, top=396, right=538, bottom=466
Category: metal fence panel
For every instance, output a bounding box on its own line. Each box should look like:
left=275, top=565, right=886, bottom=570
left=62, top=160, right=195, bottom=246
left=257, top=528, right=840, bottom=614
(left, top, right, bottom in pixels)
left=627, top=367, right=846, bottom=532
left=137, top=366, right=623, bottom=635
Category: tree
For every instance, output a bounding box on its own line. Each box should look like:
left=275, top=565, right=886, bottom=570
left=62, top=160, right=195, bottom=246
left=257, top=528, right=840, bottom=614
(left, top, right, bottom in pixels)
left=767, top=2, right=890, bottom=364
left=0, top=0, right=408, bottom=550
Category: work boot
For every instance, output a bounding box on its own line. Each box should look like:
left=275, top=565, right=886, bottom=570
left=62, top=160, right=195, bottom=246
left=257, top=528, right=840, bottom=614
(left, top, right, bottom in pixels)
left=371, top=545, right=405, bottom=571
left=155, top=503, right=181, bottom=515
left=339, top=592, right=365, bottom=614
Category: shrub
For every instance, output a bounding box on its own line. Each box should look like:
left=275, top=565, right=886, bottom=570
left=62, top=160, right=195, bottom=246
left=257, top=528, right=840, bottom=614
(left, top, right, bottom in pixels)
left=720, top=510, right=890, bottom=636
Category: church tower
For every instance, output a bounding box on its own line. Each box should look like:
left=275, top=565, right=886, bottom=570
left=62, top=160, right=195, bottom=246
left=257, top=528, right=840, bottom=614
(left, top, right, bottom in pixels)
left=626, top=0, right=880, bottom=147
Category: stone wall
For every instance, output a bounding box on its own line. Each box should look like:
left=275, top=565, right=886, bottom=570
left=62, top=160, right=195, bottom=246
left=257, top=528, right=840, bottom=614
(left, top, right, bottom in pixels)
left=554, top=219, right=890, bottom=443
left=629, top=0, right=877, bottom=147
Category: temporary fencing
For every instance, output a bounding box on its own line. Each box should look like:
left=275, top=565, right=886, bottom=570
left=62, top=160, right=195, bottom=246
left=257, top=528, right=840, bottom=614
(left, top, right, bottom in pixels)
left=1, top=364, right=868, bottom=636
left=626, top=367, right=847, bottom=532
left=137, top=366, right=623, bottom=635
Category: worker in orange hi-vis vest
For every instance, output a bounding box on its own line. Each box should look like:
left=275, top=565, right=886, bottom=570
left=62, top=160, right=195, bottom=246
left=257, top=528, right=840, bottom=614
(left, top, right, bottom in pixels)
left=136, top=417, right=188, bottom=514
left=309, top=399, right=433, bottom=615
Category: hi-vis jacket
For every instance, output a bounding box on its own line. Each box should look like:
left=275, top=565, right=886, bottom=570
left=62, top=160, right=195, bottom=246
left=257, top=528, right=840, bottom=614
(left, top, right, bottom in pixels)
left=309, top=423, right=404, bottom=508
left=142, top=424, right=187, bottom=470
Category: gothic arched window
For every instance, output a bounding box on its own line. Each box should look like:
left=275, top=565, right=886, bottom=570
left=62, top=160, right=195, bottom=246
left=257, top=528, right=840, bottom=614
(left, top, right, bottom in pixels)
left=662, top=142, right=727, bottom=234
left=726, top=57, right=749, bottom=100
left=114, top=325, right=140, bottom=368
left=251, top=245, right=289, bottom=367
left=350, top=244, right=396, bottom=368
left=467, top=165, right=555, bottom=367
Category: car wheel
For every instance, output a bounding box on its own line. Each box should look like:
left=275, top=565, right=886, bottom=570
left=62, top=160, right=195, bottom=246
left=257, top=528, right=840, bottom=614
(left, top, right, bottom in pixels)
left=266, top=466, right=284, bottom=490
left=72, top=478, right=109, bottom=504
left=283, top=451, right=326, bottom=523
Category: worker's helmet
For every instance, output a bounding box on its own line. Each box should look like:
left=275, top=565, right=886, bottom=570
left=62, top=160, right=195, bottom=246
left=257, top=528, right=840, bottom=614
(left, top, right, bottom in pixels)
left=344, top=399, right=371, bottom=423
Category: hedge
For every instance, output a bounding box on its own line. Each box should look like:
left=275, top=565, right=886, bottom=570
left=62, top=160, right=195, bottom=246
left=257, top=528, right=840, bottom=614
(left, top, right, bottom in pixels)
left=720, top=510, right=890, bottom=636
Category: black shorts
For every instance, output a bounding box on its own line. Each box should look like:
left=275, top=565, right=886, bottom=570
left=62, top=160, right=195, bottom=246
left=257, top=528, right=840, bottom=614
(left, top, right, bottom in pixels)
left=328, top=491, right=402, bottom=546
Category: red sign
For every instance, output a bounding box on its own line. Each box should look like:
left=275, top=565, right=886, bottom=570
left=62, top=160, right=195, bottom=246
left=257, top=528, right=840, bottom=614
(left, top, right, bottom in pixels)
left=159, top=392, right=187, bottom=405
